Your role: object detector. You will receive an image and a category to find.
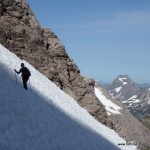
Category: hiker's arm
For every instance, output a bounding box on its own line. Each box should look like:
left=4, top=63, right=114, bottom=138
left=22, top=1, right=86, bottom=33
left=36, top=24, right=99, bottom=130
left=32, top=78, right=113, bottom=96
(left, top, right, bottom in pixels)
left=14, top=69, right=21, bottom=74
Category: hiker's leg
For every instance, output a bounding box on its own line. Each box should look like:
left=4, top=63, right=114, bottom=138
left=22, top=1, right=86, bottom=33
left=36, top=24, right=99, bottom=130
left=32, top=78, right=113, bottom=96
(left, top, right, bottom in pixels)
left=23, top=76, right=29, bottom=90
left=23, top=79, right=27, bottom=89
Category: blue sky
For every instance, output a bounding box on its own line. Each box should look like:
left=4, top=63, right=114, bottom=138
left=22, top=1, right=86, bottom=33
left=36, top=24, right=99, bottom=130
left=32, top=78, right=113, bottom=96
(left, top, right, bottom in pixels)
left=26, top=0, right=150, bottom=83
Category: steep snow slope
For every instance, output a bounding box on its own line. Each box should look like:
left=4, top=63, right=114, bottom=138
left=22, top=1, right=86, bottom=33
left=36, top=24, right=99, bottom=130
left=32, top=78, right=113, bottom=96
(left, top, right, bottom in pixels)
left=0, top=44, right=136, bottom=150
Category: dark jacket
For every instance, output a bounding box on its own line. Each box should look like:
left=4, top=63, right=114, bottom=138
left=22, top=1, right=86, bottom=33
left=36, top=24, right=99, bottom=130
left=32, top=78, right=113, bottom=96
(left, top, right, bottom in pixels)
left=15, top=67, right=31, bottom=77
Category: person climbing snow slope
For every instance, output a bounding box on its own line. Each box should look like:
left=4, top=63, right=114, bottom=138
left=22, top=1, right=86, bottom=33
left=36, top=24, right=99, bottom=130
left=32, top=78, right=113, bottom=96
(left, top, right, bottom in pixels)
left=14, top=63, right=31, bottom=90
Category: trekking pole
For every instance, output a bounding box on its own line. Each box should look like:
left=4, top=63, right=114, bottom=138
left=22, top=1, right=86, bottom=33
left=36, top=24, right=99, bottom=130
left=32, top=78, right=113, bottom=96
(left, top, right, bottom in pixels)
left=15, top=72, right=17, bottom=84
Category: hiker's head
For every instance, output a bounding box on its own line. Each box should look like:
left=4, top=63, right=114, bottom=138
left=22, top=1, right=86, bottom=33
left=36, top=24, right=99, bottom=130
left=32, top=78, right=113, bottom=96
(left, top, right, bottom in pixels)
left=21, top=63, right=25, bottom=68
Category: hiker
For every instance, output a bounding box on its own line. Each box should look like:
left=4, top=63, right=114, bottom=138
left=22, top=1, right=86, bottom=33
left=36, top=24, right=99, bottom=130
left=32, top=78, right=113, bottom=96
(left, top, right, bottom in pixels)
left=14, top=63, right=31, bottom=90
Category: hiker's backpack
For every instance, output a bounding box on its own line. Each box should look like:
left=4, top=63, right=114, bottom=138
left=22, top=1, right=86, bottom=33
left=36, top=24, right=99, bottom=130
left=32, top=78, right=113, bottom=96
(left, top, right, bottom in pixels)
left=24, top=67, right=31, bottom=77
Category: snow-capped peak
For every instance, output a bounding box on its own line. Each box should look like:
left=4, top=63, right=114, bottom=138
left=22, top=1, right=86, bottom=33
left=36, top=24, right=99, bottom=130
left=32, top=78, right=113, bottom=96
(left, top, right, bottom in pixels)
left=108, top=75, right=140, bottom=101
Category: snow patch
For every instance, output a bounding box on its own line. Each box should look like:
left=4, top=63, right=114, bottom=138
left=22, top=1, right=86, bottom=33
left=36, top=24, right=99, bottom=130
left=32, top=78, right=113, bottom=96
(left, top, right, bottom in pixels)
left=94, top=87, right=122, bottom=115
left=123, top=95, right=139, bottom=104
left=123, top=82, right=127, bottom=85
left=115, top=86, right=122, bottom=93
left=119, top=78, right=127, bottom=82
left=128, top=95, right=138, bottom=100
left=119, top=78, right=127, bottom=85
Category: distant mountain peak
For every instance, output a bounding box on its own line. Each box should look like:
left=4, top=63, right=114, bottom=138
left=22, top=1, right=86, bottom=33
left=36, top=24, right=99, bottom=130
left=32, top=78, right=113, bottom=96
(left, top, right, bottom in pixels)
left=118, top=74, right=129, bottom=78
left=108, top=74, right=140, bottom=101
left=107, top=74, right=150, bottom=128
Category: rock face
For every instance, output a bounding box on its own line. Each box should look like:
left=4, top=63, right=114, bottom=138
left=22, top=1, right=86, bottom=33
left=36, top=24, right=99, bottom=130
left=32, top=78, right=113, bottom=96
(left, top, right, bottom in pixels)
left=0, top=0, right=114, bottom=128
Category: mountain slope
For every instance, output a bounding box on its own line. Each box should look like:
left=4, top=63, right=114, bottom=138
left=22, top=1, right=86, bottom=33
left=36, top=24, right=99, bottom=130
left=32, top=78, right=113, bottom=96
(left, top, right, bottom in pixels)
left=0, top=45, right=137, bottom=149
left=123, top=89, right=150, bottom=119
left=94, top=83, right=150, bottom=150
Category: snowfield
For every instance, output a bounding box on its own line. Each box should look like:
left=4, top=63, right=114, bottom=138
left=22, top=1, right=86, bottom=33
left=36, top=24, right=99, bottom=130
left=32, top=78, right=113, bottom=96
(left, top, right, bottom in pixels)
left=0, top=44, right=137, bottom=150
left=115, top=87, right=122, bottom=93
left=119, top=78, right=127, bottom=85
left=94, top=87, right=122, bottom=115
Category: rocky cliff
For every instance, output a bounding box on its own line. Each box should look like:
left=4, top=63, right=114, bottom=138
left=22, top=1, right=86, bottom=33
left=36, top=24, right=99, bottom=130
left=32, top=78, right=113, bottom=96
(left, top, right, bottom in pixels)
left=0, top=0, right=114, bottom=128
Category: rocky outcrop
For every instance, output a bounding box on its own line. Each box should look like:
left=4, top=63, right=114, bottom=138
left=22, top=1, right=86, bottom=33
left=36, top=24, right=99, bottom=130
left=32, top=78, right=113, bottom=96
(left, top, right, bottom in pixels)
left=0, top=0, right=114, bottom=128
